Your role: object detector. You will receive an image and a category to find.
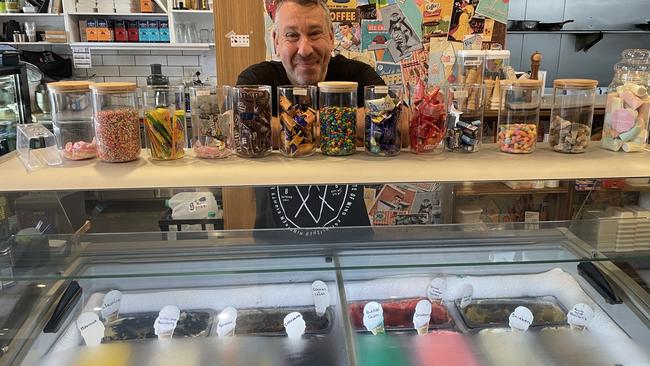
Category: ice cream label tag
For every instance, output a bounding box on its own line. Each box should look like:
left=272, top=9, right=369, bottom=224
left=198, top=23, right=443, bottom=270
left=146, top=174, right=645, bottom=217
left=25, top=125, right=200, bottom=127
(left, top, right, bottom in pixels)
left=294, top=87, right=307, bottom=96
left=567, top=303, right=594, bottom=330
left=460, top=284, right=473, bottom=309
left=100, top=290, right=122, bottom=321
left=77, top=312, right=105, bottom=346
left=312, top=280, right=330, bottom=316
left=427, top=277, right=447, bottom=303
left=413, top=299, right=432, bottom=335
left=154, top=305, right=180, bottom=338
left=217, top=307, right=238, bottom=337
left=363, top=301, right=384, bottom=335
left=509, top=306, right=534, bottom=331
left=284, top=312, right=306, bottom=339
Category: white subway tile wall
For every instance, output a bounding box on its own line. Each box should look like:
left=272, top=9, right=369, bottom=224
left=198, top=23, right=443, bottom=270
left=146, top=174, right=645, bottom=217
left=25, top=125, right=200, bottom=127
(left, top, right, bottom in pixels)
left=28, top=45, right=217, bottom=85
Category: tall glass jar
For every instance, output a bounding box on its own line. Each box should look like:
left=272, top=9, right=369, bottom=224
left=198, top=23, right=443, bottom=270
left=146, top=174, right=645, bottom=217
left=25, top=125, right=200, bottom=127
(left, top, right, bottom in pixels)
left=143, top=85, right=186, bottom=160
left=190, top=85, right=233, bottom=159
left=47, top=81, right=96, bottom=160
left=90, top=82, right=140, bottom=163
left=602, top=49, right=650, bottom=152
left=549, top=79, right=598, bottom=154
left=232, top=85, right=272, bottom=158
left=446, top=83, right=484, bottom=153
left=484, top=50, right=510, bottom=82
left=409, top=81, right=446, bottom=154
left=454, top=50, right=485, bottom=85
left=364, top=85, right=402, bottom=157
left=278, top=85, right=317, bottom=158
left=497, top=80, right=542, bottom=154
left=318, top=81, right=358, bottom=156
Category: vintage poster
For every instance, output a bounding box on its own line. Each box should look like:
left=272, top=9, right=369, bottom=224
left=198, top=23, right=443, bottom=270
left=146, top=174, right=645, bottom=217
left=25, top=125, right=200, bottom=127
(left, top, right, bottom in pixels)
left=428, top=37, right=459, bottom=84
left=361, top=20, right=395, bottom=63
left=448, top=0, right=483, bottom=43
left=338, top=49, right=377, bottom=69
left=400, top=48, right=429, bottom=93
left=380, top=3, right=422, bottom=61
left=334, top=20, right=362, bottom=52
left=475, top=0, right=509, bottom=25
left=409, top=191, right=443, bottom=224
left=375, top=61, right=403, bottom=87
left=397, top=0, right=424, bottom=40
left=422, top=0, right=454, bottom=42
left=396, top=213, right=430, bottom=225
left=368, top=184, right=417, bottom=218
left=327, top=0, right=357, bottom=9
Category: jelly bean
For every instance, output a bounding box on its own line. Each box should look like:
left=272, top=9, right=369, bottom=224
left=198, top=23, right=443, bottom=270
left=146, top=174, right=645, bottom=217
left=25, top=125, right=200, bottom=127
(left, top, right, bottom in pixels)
left=320, top=106, right=357, bottom=156
left=497, top=123, right=537, bottom=154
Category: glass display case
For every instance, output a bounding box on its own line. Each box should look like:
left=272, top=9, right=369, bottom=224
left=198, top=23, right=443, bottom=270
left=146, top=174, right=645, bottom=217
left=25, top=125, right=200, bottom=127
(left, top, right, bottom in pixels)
left=0, top=64, right=32, bottom=156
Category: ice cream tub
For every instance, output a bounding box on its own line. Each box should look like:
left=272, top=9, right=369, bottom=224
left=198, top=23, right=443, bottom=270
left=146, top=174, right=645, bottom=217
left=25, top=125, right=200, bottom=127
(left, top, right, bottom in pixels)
left=456, top=296, right=567, bottom=330
left=103, top=309, right=213, bottom=343
left=212, top=306, right=334, bottom=336
left=348, top=298, right=454, bottom=333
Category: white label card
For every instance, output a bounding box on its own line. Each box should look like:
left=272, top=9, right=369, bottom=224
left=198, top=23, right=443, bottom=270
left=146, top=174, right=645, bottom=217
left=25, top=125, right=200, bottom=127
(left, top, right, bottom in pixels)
left=413, top=299, right=432, bottom=335
left=567, top=303, right=594, bottom=330
left=454, top=90, right=469, bottom=99
left=294, top=88, right=307, bottom=96
left=509, top=306, right=534, bottom=331
left=77, top=312, right=105, bottom=346
left=363, top=301, right=384, bottom=334
left=196, top=89, right=212, bottom=97
left=312, top=280, right=330, bottom=316
left=375, top=86, right=389, bottom=94
left=460, top=284, right=473, bottom=309
left=284, top=312, right=306, bottom=339
left=217, top=307, right=238, bottom=337
left=154, top=305, right=180, bottom=338
left=427, top=277, right=447, bottom=303
left=100, top=290, right=122, bottom=321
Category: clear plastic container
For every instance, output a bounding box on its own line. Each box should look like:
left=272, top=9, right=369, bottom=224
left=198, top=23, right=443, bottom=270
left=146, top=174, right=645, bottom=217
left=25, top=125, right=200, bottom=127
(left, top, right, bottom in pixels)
left=232, top=85, right=272, bottom=158
left=446, top=83, right=484, bottom=153
left=549, top=79, right=598, bottom=154
left=278, top=85, right=317, bottom=158
left=364, top=85, right=402, bottom=156
left=189, top=85, right=233, bottom=159
left=454, top=50, right=485, bottom=85
left=47, top=81, right=96, bottom=160
left=497, top=80, right=542, bottom=154
left=484, top=50, right=510, bottom=82
left=90, top=82, right=141, bottom=163
left=602, top=49, right=650, bottom=153
left=143, top=85, right=186, bottom=160
left=318, top=81, right=358, bottom=156
left=409, top=82, right=447, bottom=154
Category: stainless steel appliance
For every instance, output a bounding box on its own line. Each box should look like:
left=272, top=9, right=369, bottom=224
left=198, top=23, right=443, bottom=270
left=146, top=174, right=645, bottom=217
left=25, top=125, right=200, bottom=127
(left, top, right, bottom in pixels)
left=0, top=64, right=32, bottom=156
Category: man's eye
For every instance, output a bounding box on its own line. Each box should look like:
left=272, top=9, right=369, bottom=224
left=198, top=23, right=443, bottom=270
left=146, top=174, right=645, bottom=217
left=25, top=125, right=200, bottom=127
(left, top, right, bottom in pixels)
left=285, top=32, right=298, bottom=39
left=309, top=31, right=323, bottom=38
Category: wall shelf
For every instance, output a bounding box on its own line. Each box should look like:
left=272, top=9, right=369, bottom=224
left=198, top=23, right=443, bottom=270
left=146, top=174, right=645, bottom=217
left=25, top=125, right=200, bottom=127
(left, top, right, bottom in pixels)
left=1, top=42, right=67, bottom=46
left=170, top=10, right=212, bottom=14
left=67, top=12, right=168, bottom=16
left=0, top=13, right=62, bottom=17
left=2, top=144, right=650, bottom=192
left=69, top=42, right=212, bottom=50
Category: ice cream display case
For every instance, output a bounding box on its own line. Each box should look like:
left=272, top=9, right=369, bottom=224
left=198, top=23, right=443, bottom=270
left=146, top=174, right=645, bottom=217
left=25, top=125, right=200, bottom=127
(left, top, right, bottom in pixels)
left=1, top=223, right=650, bottom=366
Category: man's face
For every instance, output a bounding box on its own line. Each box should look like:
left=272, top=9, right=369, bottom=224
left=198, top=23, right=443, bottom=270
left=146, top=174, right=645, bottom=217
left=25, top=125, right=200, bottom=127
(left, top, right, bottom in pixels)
left=392, top=29, right=405, bottom=44
left=273, top=2, right=334, bottom=85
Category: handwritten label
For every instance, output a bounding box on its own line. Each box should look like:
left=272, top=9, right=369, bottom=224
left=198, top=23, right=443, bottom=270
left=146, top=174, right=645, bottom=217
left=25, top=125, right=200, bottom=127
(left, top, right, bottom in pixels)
left=460, top=284, right=473, bottom=309
left=509, top=306, right=534, bottom=331
left=427, top=278, right=447, bottom=303
left=363, top=301, right=384, bottom=335
left=567, top=303, right=594, bottom=330
left=154, top=305, right=180, bottom=339
left=77, top=312, right=105, bottom=346
left=284, top=312, right=306, bottom=339
left=100, top=290, right=122, bottom=322
left=293, top=88, right=307, bottom=96
left=217, top=307, right=238, bottom=337
left=312, top=280, right=330, bottom=317
left=413, top=300, right=432, bottom=335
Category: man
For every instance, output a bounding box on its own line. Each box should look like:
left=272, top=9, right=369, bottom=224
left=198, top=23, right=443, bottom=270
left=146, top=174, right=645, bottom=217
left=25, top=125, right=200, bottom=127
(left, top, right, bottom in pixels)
left=237, top=0, right=384, bottom=236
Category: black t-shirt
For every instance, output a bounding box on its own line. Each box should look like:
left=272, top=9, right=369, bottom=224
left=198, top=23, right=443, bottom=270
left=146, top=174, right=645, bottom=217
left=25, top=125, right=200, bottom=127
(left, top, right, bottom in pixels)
left=237, top=55, right=385, bottom=114
left=237, top=55, right=382, bottom=234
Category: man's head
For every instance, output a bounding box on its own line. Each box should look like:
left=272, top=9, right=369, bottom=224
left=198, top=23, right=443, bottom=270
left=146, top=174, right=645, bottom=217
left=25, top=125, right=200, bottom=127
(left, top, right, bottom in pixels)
left=273, top=0, right=334, bottom=86
left=339, top=20, right=353, bottom=36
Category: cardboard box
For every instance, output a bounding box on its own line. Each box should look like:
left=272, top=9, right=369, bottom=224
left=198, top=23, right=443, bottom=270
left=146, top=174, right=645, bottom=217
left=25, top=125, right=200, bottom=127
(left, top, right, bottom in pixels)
left=158, top=19, right=169, bottom=42
left=138, top=20, right=149, bottom=42
left=127, top=20, right=139, bottom=42
left=85, top=19, right=98, bottom=42
left=147, top=20, right=159, bottom=42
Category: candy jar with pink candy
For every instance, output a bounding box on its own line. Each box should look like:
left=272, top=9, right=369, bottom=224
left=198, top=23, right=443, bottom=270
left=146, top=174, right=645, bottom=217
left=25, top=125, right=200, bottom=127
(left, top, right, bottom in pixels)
left=602, top=49, right=650, bottom=153
left=190, top=85, right=234, bottom=159
left=48, top=81, right=97, bottom=160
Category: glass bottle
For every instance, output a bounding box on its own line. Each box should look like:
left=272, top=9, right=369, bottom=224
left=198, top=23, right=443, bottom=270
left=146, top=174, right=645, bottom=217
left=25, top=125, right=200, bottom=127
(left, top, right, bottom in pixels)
left=602, top=49, right=650, bottom=152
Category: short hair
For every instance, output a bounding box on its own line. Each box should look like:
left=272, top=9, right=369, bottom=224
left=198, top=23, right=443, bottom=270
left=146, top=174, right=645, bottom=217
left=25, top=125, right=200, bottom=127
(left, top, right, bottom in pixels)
left=274, top=0, right=333, bottom=31
left=339, top=20, right=353, bottom=28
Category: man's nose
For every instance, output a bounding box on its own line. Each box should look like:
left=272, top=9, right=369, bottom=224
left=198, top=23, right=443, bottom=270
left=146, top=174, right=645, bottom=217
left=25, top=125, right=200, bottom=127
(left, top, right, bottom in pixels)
left=297, top=36, right=314, bottom=57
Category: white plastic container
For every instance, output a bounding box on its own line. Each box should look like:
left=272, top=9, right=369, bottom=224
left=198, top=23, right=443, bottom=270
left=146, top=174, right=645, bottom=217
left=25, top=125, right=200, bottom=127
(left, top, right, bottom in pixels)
left=165, top=192, right=218, bottom=220
left=455, top=205, right=483, bottom=224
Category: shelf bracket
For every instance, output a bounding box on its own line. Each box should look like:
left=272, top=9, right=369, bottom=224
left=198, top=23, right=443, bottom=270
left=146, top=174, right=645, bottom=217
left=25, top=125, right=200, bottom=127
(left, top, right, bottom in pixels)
left=574, top=32, right=604, bottom=52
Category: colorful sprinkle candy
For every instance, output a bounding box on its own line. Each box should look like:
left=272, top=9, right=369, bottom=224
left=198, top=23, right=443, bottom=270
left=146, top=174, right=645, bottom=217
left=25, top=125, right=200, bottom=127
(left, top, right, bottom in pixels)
left=94, top=108, right=141, bottom=162
left=320, top=106, right=356, bottom=156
